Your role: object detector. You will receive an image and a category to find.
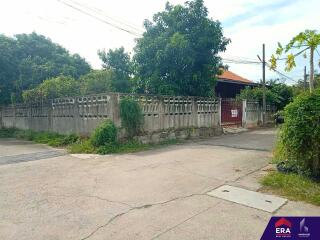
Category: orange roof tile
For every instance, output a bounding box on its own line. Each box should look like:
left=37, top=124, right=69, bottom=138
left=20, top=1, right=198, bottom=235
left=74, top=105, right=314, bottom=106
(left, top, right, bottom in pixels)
left=217, top=70, right=253, bottom=84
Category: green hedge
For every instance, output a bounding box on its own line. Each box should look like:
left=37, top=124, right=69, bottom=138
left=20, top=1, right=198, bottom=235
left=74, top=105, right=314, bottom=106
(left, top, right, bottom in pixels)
left=278, top=89, right=320, bottom=177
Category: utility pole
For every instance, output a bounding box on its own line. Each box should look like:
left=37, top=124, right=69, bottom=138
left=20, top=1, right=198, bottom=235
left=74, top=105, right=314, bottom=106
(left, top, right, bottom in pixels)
left=262, top=44, right=266, bottom=126
left=304, top=66, right=307, bottom=91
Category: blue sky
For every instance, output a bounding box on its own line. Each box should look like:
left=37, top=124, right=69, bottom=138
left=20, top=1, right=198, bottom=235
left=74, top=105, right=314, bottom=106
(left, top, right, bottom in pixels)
left=0, top=0, right=319, bottom=83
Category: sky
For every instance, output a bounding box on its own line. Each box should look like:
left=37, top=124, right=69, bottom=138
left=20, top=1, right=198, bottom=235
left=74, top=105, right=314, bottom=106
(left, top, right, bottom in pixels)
left=0, top=0, right=319, bottom=83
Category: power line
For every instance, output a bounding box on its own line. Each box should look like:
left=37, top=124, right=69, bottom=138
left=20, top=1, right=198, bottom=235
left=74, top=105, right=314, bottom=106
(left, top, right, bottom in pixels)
left=67, top=0, right=144, bottom=33
left=56, top=0, right=142, bottom=37
left=222, top=58, right=261, bottom=65
left=222, top=55, right=259, bottom=62
left=266, top=63, right=297, bottom=82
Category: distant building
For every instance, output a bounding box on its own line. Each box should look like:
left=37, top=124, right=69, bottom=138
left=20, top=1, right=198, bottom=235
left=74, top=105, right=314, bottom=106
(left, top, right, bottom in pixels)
left=215, top=70, right=258, bottom=98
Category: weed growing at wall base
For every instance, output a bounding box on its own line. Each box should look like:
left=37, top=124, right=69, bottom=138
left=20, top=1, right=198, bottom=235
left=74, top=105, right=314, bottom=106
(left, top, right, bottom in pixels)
left=68, top=139, right=179, bottom=154
left=0, top=127, right=179, bottom=155
left=0, top=128, right=79, bottom=147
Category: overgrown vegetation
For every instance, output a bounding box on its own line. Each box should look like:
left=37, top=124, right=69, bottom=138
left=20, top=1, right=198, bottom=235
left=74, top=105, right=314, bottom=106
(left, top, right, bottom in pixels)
left=68, top=138, right=178, bottom=154
left=22, top=76, right=81, bottom=102
left=238, top=80, right=293, bottom=110
left=0, top=123, right=178, bottom=155
left=261, top=172, right=320, bottom=206
left=0, top=128, right=79, bottom=147
left=119, top=98, right=144, bottom=138
left=275, top=89, right=320, bottom=178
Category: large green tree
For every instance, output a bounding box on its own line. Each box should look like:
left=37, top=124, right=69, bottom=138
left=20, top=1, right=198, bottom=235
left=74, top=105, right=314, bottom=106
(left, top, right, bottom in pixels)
left=0, top=32, right=91, bottom=104
left=98, top=47, right=132, bottom=93
left=133, top=0, right=230, bottom=96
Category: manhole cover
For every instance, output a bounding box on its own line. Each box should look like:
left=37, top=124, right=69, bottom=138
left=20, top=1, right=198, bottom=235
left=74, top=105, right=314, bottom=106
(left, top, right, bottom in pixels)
left=207, top=185, right=287, bottom=213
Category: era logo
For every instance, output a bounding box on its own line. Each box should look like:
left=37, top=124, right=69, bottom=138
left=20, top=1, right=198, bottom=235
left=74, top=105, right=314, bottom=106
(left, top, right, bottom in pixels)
left=275, top=218, right=292, bottom=237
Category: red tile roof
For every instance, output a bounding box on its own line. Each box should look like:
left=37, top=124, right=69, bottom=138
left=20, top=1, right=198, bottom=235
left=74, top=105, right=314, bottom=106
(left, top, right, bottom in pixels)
left=218, top=70, right=253, bottom=84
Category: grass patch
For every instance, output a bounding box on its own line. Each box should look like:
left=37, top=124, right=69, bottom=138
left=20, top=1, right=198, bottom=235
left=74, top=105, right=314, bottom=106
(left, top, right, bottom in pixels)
left=69, top=139, right=179, bottom=154
left=260, top=172, right=320, bottom=206
left=0, top=127, right=179, bottom=155
left=67, top=139, right=96, bottom=154
left=0, top=127, right=79, bottom=147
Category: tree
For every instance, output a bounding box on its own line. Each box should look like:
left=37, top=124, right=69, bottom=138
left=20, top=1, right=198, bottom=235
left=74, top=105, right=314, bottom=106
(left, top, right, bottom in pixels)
left=238, top=80, right=293, bottom=110
left=98, top=47, right=132, bottom=93
left=22, top=76, right=80, bottom=102
left=0, top=32, right=91, bottom=104
left=0, top=34, right=20, bottom=104
left=80, top=70, right=114, bottom=95
left=270, top=30, right=320, bottom=92
left=133, top=0, right=230, bottom=96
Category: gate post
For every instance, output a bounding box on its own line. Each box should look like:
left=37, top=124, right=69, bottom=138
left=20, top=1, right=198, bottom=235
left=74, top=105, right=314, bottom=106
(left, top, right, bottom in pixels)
left=242, top=99, right=247, bottom=128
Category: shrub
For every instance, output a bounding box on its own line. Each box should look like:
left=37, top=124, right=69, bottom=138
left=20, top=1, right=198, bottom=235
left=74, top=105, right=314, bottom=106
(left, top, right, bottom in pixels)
left=278, top=89, right=320, bottom=177
left=0, top=128, right=17, bottom=138
left=119, top=97, right=144, bottom=138
left=91, top=120, right=117, bottom=147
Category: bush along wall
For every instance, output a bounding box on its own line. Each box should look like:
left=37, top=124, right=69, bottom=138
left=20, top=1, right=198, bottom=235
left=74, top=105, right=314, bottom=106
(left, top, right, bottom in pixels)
left=277, top=89, right=320, bottom=178
left=119, top=97, right=144, bottom=139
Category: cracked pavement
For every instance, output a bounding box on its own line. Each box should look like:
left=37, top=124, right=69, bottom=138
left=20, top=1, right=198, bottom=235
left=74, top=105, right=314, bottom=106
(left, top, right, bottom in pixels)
left=1, top=129, right=320, bottom=240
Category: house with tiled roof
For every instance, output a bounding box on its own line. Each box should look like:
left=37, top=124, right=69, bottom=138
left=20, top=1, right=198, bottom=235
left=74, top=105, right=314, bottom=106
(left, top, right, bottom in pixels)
left=215, top=70, right=258, bottom=98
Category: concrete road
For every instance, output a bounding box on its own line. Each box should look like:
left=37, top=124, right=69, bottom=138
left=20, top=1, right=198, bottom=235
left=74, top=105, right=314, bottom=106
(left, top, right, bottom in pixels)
left=0, top=129, right=319, bottom=240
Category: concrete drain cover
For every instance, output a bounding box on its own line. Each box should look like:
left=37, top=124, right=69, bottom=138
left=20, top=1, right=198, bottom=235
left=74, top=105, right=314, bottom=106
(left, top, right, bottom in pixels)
left=207, top=185, right=287, bottom=213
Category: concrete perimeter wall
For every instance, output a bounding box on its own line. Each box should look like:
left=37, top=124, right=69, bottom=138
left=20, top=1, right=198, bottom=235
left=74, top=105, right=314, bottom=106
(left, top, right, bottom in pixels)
left=0, top=93, right=275, bottom=141
left=0, top=93, right=221, bottom=139
left=242, top=100, right=275, bottom=128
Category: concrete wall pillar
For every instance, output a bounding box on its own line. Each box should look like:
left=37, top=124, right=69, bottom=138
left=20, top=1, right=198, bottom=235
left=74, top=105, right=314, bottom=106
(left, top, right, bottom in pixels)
left=218, top=98, right=222, bottom=126
left=158, top=97, right=165, bottom=130
left=191, top=97, right=198, bottom=127
left=111, top=93, right=121, bottom=127
left=242, top=99, right=247, bottom=128
left=47, top=100, right=53, bottom=132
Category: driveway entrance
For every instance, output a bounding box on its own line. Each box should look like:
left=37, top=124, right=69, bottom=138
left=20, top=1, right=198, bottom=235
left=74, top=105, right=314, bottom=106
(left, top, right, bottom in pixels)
left=221, top=98, right=243, bottom=126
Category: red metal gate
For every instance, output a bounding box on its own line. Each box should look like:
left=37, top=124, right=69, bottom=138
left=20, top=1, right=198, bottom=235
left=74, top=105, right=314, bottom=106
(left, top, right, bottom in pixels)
left=221, top=98, right=243, bottom=126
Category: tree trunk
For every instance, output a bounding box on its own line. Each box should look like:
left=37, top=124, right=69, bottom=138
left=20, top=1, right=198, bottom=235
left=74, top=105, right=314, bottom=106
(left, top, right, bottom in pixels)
left=310, top=47, right=315, bottom=92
